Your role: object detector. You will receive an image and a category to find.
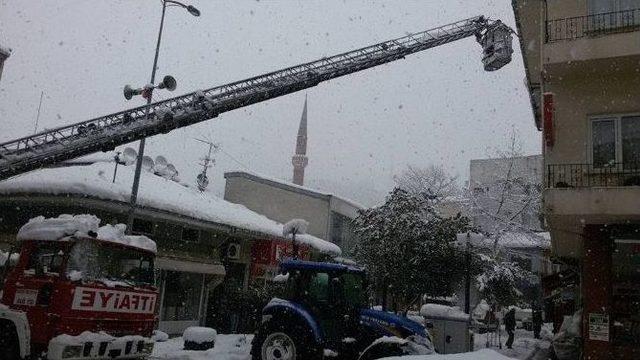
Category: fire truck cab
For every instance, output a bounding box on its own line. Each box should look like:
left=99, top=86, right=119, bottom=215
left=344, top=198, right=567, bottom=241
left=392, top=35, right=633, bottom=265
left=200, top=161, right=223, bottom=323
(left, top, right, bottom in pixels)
left=0, top=215, right=158, bottom=360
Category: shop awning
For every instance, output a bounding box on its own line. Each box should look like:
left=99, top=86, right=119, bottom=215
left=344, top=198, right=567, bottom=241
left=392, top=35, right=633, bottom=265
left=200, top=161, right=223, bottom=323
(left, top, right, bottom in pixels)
left=156, top=257, right=226, bottom=276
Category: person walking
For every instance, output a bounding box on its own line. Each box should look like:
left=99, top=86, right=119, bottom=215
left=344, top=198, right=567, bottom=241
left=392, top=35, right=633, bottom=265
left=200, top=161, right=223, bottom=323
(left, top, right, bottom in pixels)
left=504, top=307, right=516, bottom=349
left=532, top=308, right=543, bottom=339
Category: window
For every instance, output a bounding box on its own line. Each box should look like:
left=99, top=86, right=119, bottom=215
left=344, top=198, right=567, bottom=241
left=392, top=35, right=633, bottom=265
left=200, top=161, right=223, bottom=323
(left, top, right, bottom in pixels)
left=591, top=115, right=640, bottom=168
left=67, top=239, right=155, bottom=285
left=592, top=118, right=616, bottom=167
left=339, top=273, right=366, bottom=308
left=307, top=272, right=329, bottom=303
left=132, top=218, right=154, bottom=236
left=161, top=270, right=204, bottom=321
left=27, top=244, right=64, bottom=275
left=181, top=227, right=200, bottom=243
left=621, top=116, right=640, bottom=166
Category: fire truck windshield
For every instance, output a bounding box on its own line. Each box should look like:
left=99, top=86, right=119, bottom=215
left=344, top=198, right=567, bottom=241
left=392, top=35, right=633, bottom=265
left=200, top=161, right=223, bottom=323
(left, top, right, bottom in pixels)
left=67, top=238, right=154, bottom=286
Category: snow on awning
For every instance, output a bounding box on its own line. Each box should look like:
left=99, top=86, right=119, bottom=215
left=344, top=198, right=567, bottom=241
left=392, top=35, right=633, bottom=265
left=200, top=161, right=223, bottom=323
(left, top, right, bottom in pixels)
left=0, top=162, right=340, bottom=255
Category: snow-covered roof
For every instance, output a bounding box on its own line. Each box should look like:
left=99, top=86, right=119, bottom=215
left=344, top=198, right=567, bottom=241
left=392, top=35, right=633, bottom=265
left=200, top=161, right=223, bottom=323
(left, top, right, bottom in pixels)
left=0, top=162, right=340, bottom=255
left=17, top=214, right=157, bottom=253
left=224, top=171, right=365, bottom=210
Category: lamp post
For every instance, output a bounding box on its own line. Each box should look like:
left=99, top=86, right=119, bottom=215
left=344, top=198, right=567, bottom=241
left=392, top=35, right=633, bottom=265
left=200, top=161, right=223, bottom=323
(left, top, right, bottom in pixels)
left=125, top=0, right=200, bottom=232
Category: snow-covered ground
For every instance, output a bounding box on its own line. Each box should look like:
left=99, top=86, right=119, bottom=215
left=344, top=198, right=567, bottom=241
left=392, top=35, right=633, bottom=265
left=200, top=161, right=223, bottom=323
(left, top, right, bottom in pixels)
left=152, top=334, right=253, bottom=360
left=472, top=324, right=553, bottom=360
left=382, top=349, right=517, bottom=359
left=151, top=332, right=550, bottom=360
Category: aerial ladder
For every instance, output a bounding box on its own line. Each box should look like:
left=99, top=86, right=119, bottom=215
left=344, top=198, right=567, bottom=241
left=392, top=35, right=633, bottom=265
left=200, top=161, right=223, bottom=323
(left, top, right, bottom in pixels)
left=0, top=16, right=513, bottom=181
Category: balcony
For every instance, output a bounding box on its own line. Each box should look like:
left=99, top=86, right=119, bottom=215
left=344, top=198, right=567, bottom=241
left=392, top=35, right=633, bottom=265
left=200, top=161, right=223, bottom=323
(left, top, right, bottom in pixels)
left=547, top=162, right=640, bottom=188
left=542, top=8, right=640, bottom=68
left=544, top=163, right=640, bottom=258
left=546, top=8, right=640, bottom=42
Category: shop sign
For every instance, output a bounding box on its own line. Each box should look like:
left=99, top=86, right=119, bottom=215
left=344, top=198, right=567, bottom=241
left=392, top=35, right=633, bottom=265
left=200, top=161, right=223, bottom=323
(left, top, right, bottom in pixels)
left=71, top=287, right=156, bottom=314
left=588, top=313, right=609, bottom=341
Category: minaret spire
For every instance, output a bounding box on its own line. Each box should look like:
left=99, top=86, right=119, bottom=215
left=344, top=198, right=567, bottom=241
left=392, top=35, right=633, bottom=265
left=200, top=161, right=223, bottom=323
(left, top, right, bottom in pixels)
left=292, top=95, right=309, bottom=185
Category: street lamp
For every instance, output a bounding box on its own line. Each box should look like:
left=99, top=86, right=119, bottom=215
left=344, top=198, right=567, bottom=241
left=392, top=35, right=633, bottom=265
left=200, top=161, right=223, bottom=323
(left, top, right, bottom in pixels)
left=125, top=0, right=200, bottom=233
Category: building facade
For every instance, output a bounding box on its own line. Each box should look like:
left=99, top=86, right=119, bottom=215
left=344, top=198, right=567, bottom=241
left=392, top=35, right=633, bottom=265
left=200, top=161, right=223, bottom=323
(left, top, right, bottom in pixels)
left=469, top=155, right=544, bottom=233
left=514, top=0, right=640, bottom=357
left=224, top=171, right=363, bottom=255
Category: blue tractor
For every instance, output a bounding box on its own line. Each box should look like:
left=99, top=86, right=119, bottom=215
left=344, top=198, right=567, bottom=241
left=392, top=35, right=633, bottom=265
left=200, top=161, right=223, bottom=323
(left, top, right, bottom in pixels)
left=251, top=260, right=434, bottom=360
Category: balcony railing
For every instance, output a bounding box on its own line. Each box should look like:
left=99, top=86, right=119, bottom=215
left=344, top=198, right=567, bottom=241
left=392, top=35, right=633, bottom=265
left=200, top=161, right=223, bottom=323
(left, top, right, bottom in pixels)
left=546, top=8, right=640, bottom=42
left=547, top=163, right=640, bottom=188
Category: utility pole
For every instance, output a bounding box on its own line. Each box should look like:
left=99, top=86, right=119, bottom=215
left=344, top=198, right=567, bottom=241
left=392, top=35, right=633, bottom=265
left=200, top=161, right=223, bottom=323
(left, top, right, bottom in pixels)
left=464, top=232, right=471, bottom=314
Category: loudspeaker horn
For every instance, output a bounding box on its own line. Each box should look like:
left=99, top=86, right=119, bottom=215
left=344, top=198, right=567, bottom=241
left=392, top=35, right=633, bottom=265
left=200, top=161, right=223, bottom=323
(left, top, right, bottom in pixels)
left=123, top=85, right=142, bottom=100
left=158, top=75, right=177, bottom=91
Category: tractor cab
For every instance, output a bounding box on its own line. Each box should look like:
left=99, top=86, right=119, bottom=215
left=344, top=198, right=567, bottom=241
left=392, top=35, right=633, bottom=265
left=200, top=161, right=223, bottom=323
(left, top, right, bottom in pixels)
left=279, top=260, right=366, bottom=344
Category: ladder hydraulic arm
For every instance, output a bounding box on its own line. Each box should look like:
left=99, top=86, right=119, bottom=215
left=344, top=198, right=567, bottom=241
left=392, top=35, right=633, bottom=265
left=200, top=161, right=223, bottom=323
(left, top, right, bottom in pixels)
left=0, top=16, right=513, bottom=181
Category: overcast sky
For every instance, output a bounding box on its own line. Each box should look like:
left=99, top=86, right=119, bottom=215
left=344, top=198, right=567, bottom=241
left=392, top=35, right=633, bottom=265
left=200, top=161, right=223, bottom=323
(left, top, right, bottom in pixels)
left=0, top=0, right=539, bottom=206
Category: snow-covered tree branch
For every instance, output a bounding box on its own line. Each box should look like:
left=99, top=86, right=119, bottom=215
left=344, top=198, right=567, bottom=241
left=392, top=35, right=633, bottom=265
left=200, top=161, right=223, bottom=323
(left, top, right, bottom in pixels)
left=394, top=164, right=460, bottom=205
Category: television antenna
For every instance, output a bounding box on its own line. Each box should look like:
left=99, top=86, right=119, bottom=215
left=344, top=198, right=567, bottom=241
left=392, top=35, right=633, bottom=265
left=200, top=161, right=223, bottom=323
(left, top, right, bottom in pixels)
left=194, top=138, right=220, bottom=191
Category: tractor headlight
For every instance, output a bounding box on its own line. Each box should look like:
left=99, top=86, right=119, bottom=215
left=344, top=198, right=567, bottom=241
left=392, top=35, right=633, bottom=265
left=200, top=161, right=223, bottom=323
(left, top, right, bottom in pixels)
left=62, top=345, right=83, bottom=359
left=424, top=329, right=433, bottom=344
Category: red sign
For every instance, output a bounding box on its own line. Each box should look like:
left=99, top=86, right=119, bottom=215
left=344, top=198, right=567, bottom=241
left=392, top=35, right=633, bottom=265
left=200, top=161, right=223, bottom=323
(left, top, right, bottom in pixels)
left=71, top=287, right=156, bottom=314
left=543, top=92, right=554, bottom=147
left=250, top=239, right=312, bottom=279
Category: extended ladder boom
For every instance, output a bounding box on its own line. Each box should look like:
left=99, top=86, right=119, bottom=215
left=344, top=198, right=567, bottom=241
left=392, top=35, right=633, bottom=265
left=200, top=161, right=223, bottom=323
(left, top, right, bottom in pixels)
left=0, top=16, right=513, bottom=180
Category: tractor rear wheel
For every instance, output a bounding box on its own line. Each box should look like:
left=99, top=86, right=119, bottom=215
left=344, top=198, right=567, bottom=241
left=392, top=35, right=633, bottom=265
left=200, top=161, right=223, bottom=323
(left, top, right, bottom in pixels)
left=251, top=321, right=321, bottom=360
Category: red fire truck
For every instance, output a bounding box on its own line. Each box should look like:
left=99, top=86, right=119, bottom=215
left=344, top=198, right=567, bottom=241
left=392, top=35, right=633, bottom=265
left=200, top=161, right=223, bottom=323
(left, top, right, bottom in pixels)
left=0, top=216, right=158, bottom=360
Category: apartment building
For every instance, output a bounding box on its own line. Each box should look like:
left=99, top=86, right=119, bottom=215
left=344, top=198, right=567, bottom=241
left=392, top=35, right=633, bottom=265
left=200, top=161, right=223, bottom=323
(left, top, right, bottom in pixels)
left=513, top=1, right=640, bottom=358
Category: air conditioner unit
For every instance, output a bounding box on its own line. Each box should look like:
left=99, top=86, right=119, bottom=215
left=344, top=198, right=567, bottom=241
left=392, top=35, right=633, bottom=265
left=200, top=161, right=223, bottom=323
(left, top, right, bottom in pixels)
left=227, top=243, right=241, bottom=260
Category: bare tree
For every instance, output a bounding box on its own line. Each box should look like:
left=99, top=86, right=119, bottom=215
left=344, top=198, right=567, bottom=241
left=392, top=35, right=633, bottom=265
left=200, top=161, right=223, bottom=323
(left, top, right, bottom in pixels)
left=468, top=129, right=544, bottom=253
left=394, top=164, right=459, bottom=204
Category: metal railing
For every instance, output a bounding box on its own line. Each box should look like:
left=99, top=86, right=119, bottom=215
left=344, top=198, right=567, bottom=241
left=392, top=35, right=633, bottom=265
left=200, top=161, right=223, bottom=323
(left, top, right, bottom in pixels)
left=547, top=162, right=640, bottom=188
left=546, top=8, right=640, bottom=42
